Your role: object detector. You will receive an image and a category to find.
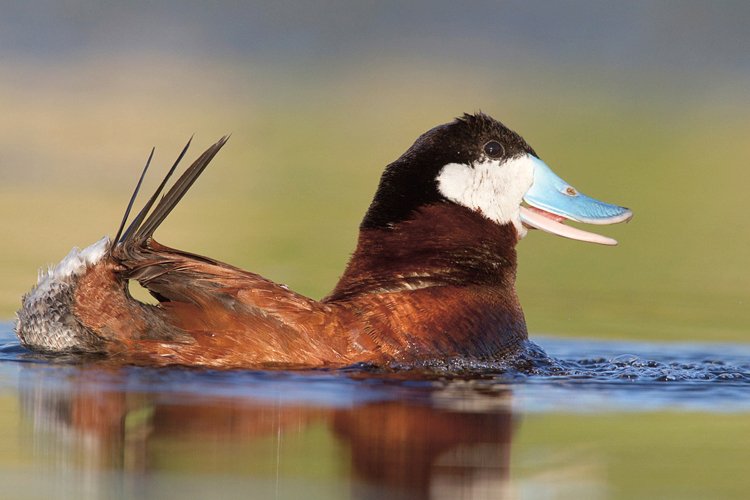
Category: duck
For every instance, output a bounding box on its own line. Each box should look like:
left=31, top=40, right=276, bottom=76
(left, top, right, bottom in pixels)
left=15, top=113, right=632, bottom=369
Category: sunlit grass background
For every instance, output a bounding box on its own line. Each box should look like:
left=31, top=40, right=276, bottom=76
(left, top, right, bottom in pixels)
left=1, top=2, right=749, bottom=344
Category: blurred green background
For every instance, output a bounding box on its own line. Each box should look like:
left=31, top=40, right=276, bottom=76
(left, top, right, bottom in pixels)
left=1, top=1, right=749, bottom=342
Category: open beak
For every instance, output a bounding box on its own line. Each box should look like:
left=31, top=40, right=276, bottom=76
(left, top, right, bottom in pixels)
left=519, top=156, right=632, bottom=246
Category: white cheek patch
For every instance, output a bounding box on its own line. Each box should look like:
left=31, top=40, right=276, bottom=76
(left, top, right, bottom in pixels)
left=436, top=155, right=535, bottom=237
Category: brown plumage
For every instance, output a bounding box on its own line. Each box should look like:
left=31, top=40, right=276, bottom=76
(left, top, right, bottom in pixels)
left=68, top=203, right=525, bottom=368
left=16, top=113, right=630, bottom=369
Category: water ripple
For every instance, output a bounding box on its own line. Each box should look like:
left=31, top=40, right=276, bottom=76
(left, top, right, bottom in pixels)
left=0, top=325, right=749, bottom=413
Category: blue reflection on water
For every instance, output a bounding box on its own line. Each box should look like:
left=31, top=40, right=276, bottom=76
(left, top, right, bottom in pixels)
left=1, top=324, right=748, bottom=413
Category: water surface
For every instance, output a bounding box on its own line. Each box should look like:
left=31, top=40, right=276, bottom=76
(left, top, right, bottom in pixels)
left=0, top=323, right=748, bottom=499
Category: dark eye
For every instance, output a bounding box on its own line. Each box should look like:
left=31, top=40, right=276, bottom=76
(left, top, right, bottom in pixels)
left=483, top=140, right=504, bottom=159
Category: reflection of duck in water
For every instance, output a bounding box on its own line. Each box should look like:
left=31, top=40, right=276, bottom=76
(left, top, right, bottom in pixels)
left=16, top=113, right=631, bottom=368
left=19, top=365, right=514, bottom=499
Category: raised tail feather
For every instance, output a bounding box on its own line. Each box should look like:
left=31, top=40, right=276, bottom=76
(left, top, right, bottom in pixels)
left=16, top=137, right=230, bottom=353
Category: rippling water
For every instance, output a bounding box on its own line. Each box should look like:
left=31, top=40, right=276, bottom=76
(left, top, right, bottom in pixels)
left=3, top=329, right=747, bottom=413
left=0, top=322, right=748, bottom=499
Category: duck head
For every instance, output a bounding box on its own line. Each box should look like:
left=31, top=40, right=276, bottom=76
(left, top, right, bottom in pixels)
left=361, top=112, right=632, bottom=245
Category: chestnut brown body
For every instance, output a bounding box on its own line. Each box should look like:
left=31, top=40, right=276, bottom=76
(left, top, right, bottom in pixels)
left=67, top=204, right=526, bottom=369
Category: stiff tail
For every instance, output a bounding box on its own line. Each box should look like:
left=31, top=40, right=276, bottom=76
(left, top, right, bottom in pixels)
left=116, top=135, right=228, bottom=250
left=15, top=137, right=229, bottom=353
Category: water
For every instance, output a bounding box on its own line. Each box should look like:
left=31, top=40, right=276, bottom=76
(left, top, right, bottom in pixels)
left=0, top=322, right=748, bottom=499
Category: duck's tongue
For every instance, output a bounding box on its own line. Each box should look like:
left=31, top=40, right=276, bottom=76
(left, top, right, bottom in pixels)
left=520, top=156, right=632, bottom=246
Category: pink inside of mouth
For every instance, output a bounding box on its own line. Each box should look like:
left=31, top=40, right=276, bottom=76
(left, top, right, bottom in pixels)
left=519, top=206, right=618, bottom=246
left=523, top=205, right=567, bottom=224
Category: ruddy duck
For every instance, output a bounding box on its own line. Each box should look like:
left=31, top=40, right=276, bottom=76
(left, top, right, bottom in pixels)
left=16, top=113, right=631, bottom=368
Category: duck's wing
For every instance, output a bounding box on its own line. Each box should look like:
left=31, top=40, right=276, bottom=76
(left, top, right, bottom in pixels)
left=110, top=240, right=347, bottom=367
